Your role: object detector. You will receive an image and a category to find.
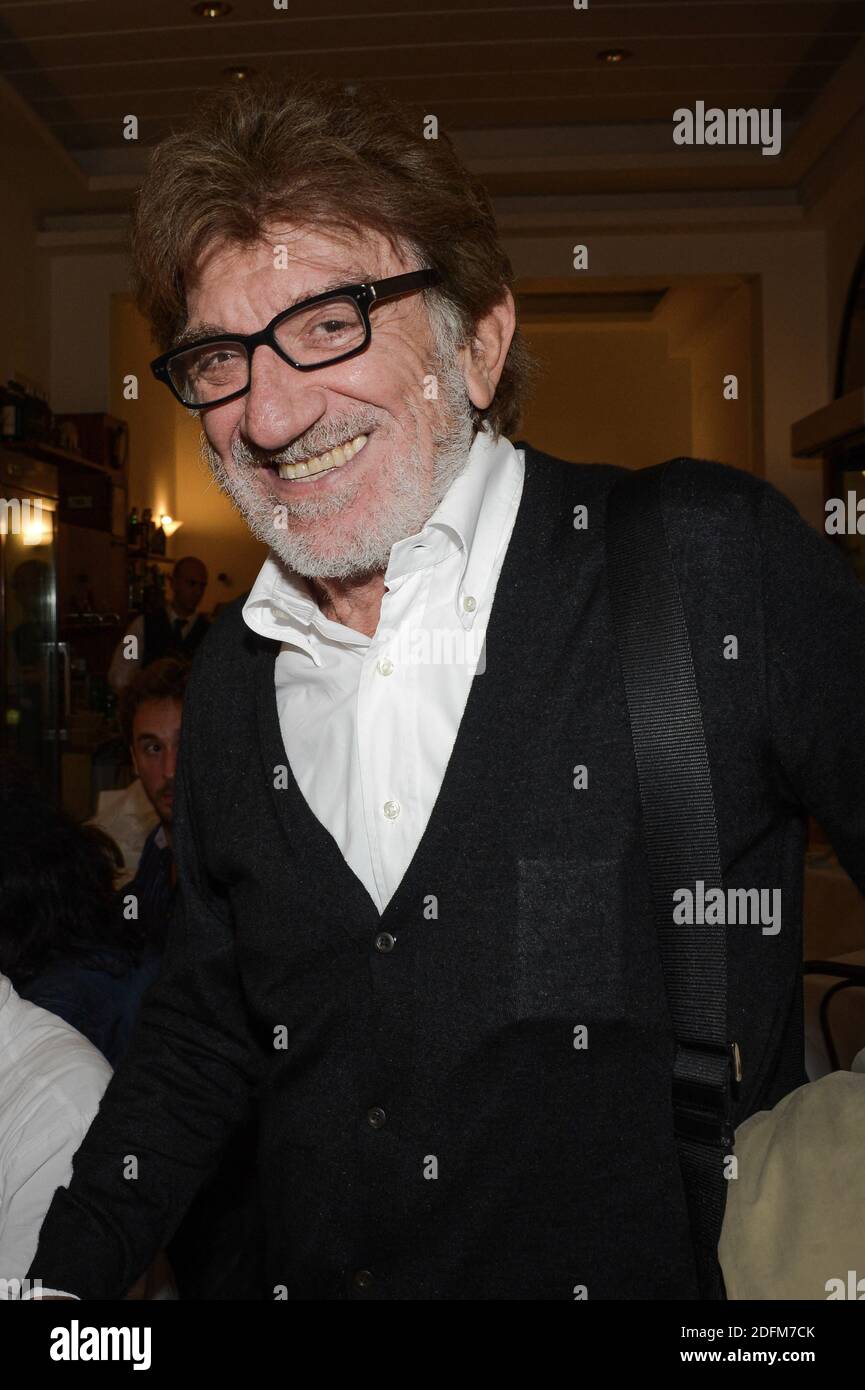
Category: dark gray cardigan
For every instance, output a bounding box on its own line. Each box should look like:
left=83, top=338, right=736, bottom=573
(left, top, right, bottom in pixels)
left=27, top=447, right=865, bottom=1299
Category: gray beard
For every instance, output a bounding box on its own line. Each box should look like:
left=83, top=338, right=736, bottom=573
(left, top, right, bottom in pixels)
left=199, top=355, right=476, bottom=581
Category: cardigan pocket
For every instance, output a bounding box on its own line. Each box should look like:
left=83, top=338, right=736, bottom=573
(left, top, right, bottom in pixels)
left=515, top=856, right=627, bottom=1022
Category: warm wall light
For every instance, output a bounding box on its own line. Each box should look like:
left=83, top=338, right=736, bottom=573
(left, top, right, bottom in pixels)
left=193, top=2, right=232, bottom=17
left=597, top=49, right=632, bottom=63
left=223, top=67, right=255, bottom=81
left=0, top=498, right=53, bottom=545
left=161, top=514, right=183, bottom=537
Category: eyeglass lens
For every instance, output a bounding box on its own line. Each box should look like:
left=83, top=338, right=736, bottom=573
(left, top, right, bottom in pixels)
left=167, top=296, right=367, bottom=404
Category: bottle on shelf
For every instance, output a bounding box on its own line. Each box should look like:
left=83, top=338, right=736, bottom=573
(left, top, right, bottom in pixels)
left=127, top=506, right=140, bottom=547
left=140, top=507, right=153, bottom=552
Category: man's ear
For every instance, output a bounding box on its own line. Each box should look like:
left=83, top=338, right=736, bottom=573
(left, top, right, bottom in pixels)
left=458, top=290, right=516, bottom=410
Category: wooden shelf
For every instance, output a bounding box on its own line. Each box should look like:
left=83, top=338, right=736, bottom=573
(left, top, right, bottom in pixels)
left=1, top=437, right=120, bottom=479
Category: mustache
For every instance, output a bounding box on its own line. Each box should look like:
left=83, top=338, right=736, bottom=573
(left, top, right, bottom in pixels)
left=232, top=413, right=378, bottom=470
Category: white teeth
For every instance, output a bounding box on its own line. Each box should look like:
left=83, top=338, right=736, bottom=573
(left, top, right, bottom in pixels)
left=277, top=433, right=368, bottom=480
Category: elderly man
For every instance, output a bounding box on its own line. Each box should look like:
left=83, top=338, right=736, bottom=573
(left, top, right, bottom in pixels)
left=27, top=75, right=865, bottom=1301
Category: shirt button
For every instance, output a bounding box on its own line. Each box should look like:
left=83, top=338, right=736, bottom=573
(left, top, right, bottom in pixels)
left=375, top=931, right=396, bottom=953
left=462, top=595, right=477, bottom=613
left=376, top=657, right=395, bottom=676
left=353, top=1269, right=374, bottom=1291
left=383, top=799, right=401, bottom=820
left=367, top=1106, right=387, bottom=1128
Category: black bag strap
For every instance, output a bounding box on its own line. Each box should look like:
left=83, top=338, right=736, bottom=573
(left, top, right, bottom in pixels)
left=604, top=460, right=739, bottom=1301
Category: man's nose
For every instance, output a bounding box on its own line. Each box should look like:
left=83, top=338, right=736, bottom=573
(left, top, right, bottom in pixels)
left=162, top=746, right=179, bottom=781
left=241, top=345, right=326, bottom=453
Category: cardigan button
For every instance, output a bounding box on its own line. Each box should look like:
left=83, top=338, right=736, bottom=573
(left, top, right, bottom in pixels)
left=352, top=1269, right=374, bottom=1291
left=367, top=1106, right=387, bottom=1129
left=375, top=932, right=396, bottom=953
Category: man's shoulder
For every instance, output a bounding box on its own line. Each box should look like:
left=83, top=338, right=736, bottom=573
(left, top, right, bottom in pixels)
left=516, top=441, right=787, bottom=536
left=518, top=440, right=769, bottom=502
left=190, top=589, right=261, bottom=670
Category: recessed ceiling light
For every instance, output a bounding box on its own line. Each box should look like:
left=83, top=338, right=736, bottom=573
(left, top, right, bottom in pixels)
left=597, top=48, right=632, bottom=64
left=223, top=66, right=255, bottom=81
left=193, top=2, right=232, bottom=17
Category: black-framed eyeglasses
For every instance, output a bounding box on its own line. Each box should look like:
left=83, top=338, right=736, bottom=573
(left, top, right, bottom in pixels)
left=150, top=268, right=442, bottom=409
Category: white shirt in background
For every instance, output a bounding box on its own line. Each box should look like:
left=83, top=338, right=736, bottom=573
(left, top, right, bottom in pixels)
left=108, top=605, right=198, bottom=692
left=0, top=973, right=111, bottom=1298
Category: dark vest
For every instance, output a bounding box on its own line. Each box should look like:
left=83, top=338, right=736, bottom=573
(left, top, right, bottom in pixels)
left=143, top=607, right=209, bottom=667
left=29, top=446, right=809, bottom=1300
left=191, top=447, right=804, bottom=1299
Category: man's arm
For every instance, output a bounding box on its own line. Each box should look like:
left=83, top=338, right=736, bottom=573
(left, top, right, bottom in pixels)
left=25, top=691, right=264, bottom=1299
left=761, top=483, right=865, bottom=890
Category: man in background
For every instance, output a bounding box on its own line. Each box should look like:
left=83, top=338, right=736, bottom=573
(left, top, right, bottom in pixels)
left=117, top=657, right=264, bottom=1299
left=117, top=658, right=189, bottom=949
left=109, top=556, right=209, bottom=692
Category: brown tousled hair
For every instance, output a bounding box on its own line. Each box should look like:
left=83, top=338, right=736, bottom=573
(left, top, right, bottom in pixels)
left=119, top=657, right=191, bottom=748
left=130, top=75, right=534, bottom=438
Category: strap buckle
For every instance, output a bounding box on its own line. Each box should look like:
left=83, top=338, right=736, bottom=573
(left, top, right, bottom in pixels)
left=672, top=1041, right=741, bottom=1149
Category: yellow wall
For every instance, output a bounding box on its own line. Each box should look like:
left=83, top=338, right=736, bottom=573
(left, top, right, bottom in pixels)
left=518, top=280, right=764, bottom=478
left=109, top=293, right=266, bottom=611
left=520, top=325, right=692, bottom=469
left=174, top=409, right=268, bottom=608
left=683, top=282, right=760, bottom=473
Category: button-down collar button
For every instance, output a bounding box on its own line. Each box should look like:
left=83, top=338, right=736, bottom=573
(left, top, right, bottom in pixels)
left=462, top=594, right=477, bottom=612
left=383, top=799, right=401, bottom=820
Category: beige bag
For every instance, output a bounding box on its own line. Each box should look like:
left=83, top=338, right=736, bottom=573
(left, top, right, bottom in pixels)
left=719, top=1052, right=865, bottom=1299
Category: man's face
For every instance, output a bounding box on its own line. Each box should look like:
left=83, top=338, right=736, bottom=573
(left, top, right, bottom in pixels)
left=170, top=561, right=207, bottom=617
left=131, top=698, right=182, bottom=825
left=185, top=226, right=477, bottom=579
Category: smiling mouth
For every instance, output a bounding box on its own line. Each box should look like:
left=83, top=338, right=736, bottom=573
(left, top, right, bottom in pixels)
left=273, top=432, right=370, bottom=481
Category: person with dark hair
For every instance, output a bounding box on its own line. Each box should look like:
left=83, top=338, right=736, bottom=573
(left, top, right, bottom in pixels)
left=108, top=555, right=209, bottom=693
left=116, top=655, right=265, bottom=1301
left=23, top=74, right=865, bottom=1304
left=116, top=657, right=190, bottom=950
left=0, top=768, right=158, bottom=1070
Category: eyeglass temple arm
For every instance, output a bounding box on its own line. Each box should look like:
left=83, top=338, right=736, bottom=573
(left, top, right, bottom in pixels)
left=368, top=269, right=440, bottom=302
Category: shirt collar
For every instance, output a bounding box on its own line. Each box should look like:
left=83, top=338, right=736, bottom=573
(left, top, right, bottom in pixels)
left=242, top=424, right=522, bottom=648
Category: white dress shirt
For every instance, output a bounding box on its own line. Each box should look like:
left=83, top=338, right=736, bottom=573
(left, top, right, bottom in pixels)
left=0, top=974, right=110, bottom=1298
left=108, top=605, right=198, bottom=692
left=242, top=425, right=525, bottom=914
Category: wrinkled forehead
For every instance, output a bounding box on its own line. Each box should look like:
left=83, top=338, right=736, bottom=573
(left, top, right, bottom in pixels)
left=182, top=222, right=413, bottom=328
